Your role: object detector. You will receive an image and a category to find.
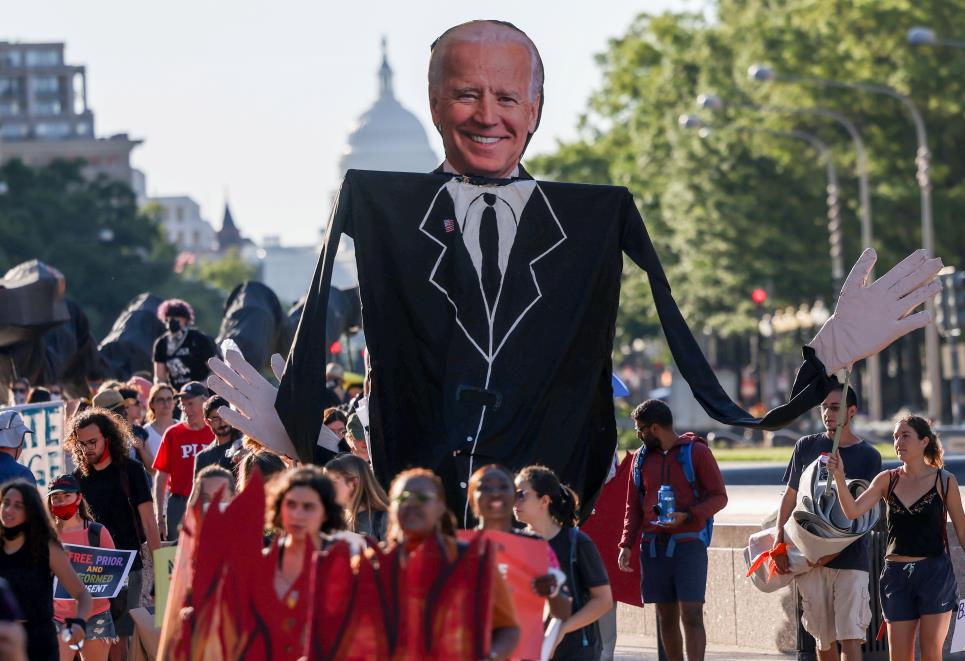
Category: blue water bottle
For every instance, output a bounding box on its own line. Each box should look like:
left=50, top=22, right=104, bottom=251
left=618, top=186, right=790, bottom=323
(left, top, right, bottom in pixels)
left=657, top=484, right=676, bottom=524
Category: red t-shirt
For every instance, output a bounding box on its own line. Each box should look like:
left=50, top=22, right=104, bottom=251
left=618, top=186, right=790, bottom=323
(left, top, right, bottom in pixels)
left=153, top=422, right=213, bottom=496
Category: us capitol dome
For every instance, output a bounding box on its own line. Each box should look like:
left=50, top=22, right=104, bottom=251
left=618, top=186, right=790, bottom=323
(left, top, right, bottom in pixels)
left=338, top=37, right=439, bottom=175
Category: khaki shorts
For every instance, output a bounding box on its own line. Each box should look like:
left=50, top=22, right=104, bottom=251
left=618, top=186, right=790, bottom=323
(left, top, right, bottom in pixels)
left=796, top=566, right=871, bottom=651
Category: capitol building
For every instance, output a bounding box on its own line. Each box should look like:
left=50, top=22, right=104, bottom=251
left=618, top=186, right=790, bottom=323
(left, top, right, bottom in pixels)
left=260, top=39, right=438, bottom=304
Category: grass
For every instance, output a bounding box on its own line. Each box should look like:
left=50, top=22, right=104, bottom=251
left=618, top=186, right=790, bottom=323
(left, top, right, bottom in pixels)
left=710, top=442, right=895, bottom=463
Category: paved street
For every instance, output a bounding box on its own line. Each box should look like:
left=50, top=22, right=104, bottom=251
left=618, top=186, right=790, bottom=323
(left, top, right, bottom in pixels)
left=615, top=633, right=795, bottom=659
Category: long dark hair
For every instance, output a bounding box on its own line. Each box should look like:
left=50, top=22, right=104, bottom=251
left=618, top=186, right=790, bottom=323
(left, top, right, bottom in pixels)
left=1, top=481, right=62, bottom=562
left=897, top=415, right=944, bottom=469
left=267, top=466, right=346, bottom=536
left=517, top=465, right=580, bottom=527
left=64, top=409, right=132, bottom=475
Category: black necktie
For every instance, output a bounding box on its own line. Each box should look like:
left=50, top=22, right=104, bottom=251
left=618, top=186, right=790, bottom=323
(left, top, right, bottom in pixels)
left=480, top=193, right=501, bottom=309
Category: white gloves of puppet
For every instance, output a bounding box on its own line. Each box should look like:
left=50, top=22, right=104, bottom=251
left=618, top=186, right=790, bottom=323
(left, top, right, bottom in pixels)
left=206, top=350, right=298, bottom=459
left=808, top=248, right=942, bottom=374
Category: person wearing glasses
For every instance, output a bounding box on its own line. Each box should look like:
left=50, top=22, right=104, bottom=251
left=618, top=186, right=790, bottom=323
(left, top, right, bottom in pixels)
left=514, top=465, right=612, bottom=661
left=387, top=468, right=521, bottom=660
left=64, top=409, right=161, bottom=661
left=144, top=383, right=177, bottom=466
left=7, top=378, right=29, bottom=406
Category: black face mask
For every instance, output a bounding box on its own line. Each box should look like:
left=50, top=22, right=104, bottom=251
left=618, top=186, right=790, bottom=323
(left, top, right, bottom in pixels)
left=167, top=319, right=183, bottom=333
left=2, top=523, right=27, bottom=540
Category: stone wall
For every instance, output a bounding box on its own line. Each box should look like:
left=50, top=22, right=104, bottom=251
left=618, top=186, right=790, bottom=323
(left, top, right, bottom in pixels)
left=615, top=522, right=965, bottom=655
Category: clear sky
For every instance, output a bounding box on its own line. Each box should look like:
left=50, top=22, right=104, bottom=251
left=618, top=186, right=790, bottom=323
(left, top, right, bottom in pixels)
left=5, top=0, right=701, bottom=245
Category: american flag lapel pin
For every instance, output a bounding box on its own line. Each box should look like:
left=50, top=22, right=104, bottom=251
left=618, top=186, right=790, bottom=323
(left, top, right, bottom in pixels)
left=443, top=218, right=456, bottom=233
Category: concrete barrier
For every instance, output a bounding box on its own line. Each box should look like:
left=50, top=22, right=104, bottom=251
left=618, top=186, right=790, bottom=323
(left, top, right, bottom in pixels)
left=615, top=522, right=965, bottom=655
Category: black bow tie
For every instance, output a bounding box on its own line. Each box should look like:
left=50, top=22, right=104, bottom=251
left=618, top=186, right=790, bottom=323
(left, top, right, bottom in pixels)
left=446, top=173, right=519, bottom=187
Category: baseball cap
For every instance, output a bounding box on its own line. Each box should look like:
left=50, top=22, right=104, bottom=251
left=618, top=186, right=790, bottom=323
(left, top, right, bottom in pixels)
left=91, top=389, right=125, bottom=413
left=346, top=412, right=365, bottom=442
left=48, top=474, right=81, bottom=496
left=0, top=411, right=33, bottom=449
left=175, top=381, right=209, bottom=400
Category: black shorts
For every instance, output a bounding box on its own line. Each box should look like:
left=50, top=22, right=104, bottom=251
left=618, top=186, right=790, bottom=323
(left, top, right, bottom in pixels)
left=880, top=554, right=958, bottom=622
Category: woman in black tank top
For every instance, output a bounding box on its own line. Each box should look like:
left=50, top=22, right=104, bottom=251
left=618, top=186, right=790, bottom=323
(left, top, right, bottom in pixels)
left=828, top=416, right=965, bottom=661
left=0, top=480, right=93, bottom=661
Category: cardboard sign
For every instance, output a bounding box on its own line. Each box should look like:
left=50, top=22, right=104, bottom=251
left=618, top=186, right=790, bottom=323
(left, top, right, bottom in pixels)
left=458, top=530, right=549, bottom=660
left=53, top=544, right=137, bottom=600
left=952, top=599, right=965, bottom=654
left=4, top=401, right=67, bottom=488
left=154, top=545, right=178, bottom=628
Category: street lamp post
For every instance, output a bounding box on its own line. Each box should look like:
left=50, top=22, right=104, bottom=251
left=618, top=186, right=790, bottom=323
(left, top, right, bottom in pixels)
left=748, top=65, right=943, bottom=420
left=696, top=94, right=883, bottom=420
left=680, top=115, right=846, bottom=409
left=680, top=114, right=845, bottom=289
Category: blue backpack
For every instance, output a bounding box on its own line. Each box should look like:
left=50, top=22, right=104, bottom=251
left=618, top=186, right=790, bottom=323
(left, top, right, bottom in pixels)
left=631, top=440, right=714, bottom=557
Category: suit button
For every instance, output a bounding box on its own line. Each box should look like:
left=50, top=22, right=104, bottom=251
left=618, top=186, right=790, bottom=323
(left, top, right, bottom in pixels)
left=466, top=436, right=473, bottom=442
left=460, top=481, right=467, bottom=489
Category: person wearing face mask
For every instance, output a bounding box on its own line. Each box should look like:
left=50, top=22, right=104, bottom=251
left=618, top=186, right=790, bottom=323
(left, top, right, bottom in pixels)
left=0, top=480, right=92, bottom=661
left=152, top=299, right=218, bottom=392
left=0, top=411, right=37, bottom=486
left=46, top=474, right=118, bottom=661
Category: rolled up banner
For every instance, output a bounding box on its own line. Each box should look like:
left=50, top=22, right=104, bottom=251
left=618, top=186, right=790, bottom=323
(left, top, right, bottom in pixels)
left=743, top=526, right=809, bottom=593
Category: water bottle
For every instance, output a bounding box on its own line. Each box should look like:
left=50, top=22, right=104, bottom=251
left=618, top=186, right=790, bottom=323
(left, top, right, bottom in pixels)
left=657, top=484, right=676, bottom=524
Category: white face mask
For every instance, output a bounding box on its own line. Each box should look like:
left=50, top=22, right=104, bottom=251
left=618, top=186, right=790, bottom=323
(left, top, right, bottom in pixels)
left=49, top=394, right=62, bottom=402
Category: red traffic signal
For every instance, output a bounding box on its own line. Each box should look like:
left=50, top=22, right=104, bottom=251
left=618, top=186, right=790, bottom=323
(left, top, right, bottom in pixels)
left=751, top=288, right=768, bottom=305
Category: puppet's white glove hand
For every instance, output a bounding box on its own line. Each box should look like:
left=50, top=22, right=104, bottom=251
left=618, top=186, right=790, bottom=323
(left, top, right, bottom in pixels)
left=808, top=248, right=942, bottom=374
left=206, top=350, right=297, bottom=458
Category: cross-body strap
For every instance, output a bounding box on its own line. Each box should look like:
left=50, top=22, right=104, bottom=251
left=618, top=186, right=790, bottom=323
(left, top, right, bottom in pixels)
left=86, top=521, right=104, bottom=547
left=118, top=462, right=145, bottom=544
left=937, top=469, right=951, bottom=553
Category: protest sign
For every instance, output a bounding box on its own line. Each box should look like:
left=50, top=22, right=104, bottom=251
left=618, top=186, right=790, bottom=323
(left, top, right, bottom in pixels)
left=154, top=545, right=178, bottom=628
left=952, top=599, right=965, bottom=654
left=53, top=544, right=137, bottom=600
left=458, top=529, right=549, bottom=660
left=4, top=401, right=67, bottom=488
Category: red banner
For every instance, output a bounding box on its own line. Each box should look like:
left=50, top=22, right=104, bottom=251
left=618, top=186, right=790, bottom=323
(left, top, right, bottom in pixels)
left=458, top=529, right=549, bottom=660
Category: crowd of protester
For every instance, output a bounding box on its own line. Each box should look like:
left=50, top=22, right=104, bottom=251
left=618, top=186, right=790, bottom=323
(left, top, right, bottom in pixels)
left=0, top=296, right=961, bottom=661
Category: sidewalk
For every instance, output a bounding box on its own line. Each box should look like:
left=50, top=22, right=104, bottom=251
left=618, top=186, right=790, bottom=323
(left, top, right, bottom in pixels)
left=615, top=633, right=795, bottom=660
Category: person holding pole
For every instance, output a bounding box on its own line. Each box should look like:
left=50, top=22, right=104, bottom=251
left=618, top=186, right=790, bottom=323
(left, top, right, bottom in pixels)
left=828, top=415, right=964, bottom=661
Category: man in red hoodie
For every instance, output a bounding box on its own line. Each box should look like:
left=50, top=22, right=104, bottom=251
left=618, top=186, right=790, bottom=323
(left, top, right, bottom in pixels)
left=617, top=399, right=727, bottom=661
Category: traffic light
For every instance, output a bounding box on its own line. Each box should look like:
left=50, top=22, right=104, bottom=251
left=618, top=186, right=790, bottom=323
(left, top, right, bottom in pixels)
left=935, top=267, right=965, bottom=336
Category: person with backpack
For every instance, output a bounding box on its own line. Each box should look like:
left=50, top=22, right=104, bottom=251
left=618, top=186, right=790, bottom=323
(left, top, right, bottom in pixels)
left=617, top=399, right=727, bottom=661
left=514, top=465, right=612, bottom=660
left=47, top=474, right=118, bottom=661
left=828, top=415, right=964, bottom=661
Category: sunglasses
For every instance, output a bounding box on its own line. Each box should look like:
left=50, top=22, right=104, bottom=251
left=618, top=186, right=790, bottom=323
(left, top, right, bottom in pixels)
left=515, top=489, right=530, bottom=502
left=11, top=388, right=26, bottom=394
left=393, top=490, right=435, bottom=505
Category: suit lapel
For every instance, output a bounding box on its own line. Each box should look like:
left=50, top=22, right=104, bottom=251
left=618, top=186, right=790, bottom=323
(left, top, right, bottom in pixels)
left=420, top=185, right=491, bottom=360
left=491, top=184, right=566, bottom=358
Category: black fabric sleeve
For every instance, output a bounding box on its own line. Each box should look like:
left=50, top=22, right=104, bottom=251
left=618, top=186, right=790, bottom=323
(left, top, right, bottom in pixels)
left=128, top=461, right=153, bottom=506
left=275, top=173, right=354, bottom=462
left=619, top=191, right=837, bottom=431
left=576, top=531, right=610, bottom=588
left=152, top=336, right=165, bottom=363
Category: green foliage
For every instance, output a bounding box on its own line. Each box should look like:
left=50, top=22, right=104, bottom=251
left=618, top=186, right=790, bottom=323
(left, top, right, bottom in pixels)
left=184, top=248, right=258, bottom=296
left=0, top=158, right=226, bottom=338
left=528, top=2, right=965, bottom=349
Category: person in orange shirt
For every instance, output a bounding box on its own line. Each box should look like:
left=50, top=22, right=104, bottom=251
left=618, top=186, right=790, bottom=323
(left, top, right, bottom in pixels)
left=387, top=468, right=520, bottom=660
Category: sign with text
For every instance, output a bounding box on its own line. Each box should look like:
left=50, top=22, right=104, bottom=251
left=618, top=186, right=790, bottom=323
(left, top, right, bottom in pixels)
left=154, top=545, right=178, bottom=628
left=3, top=401, right=67, bottom=488
left=53, top=544, right=137, bottom=600
left=952, top=599, right=965, bottom=654
left=458, top=530, right=549, bottom=660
